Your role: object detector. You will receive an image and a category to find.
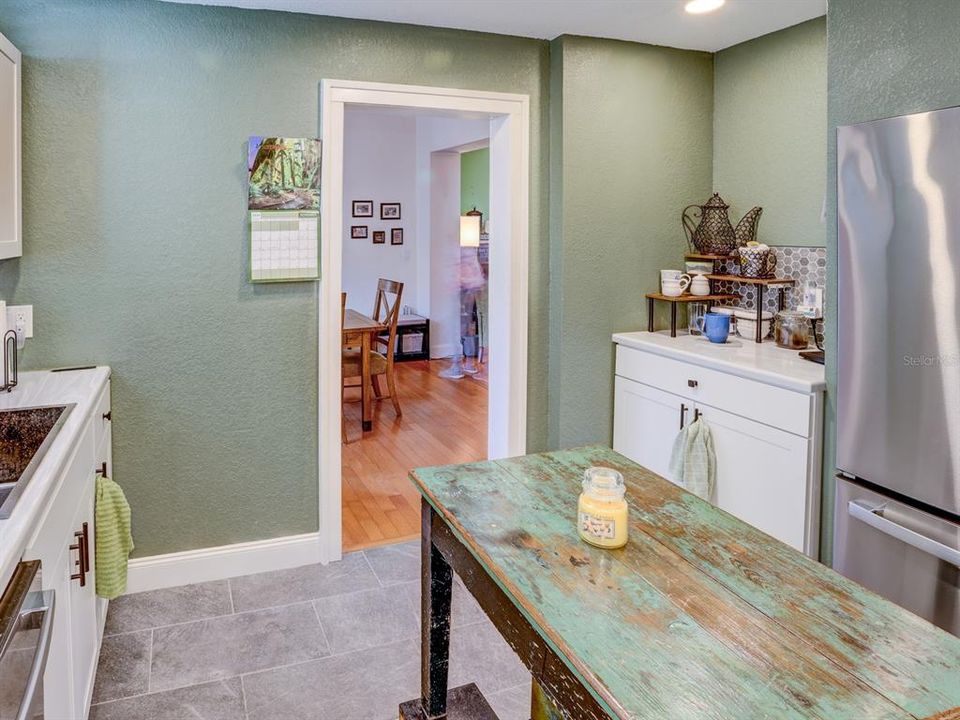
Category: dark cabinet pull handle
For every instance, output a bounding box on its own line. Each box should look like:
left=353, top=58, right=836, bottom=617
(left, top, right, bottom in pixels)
left=687, top=379, right=698, bottom=388
left=95, top=462, right=107, bottom=476
left=103, top=410, right=112, bottom=421
left=679, top=403, right=687, bottom=430
left=69, top=522, right=91, bottom=586
left=70, top=528, right=86, bottom=587
left=81, top=522, right=90, bottom=575
left=694, top=408, right=702, bottom=422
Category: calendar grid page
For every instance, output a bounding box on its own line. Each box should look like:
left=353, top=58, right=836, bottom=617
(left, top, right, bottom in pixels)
left=249, top=210, right=319, bottom=282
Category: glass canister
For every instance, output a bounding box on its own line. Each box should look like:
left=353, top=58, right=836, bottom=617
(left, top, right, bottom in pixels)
left=577, top=467, right=628, bottom=549
left=774, top=310, right=811, bottom=349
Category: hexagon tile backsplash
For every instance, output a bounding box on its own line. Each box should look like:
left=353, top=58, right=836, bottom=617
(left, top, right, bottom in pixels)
left=713, top=246, right=827, bottom=345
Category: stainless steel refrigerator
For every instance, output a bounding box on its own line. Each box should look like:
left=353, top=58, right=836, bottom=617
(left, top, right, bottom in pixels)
left=835, top=105, right=960, bottom=636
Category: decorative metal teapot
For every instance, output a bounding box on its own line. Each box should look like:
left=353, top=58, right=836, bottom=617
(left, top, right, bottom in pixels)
left=682, top=193, right=762, bottom=255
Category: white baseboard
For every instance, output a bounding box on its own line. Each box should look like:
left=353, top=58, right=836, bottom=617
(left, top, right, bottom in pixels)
left=125, top=532, right=322, bottom=594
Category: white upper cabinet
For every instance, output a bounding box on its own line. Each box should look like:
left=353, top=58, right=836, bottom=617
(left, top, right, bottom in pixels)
left=0, top=31, right=21, bottom=260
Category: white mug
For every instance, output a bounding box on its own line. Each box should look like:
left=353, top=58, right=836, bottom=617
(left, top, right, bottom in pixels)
left=661, top=274, right=691, bottom=297
left=690, top=274, right=711, bottom=296
left=660, top=269, right=684, bottom=284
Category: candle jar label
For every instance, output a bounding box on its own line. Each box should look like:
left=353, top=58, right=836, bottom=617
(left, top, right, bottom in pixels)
left=579, top=511, right=616, bottom=541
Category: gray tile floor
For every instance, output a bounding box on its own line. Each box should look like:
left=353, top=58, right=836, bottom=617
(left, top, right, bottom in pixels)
left=91, top=541, right=531, bottom=720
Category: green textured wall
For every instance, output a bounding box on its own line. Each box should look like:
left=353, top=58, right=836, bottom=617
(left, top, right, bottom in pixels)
left=548, top=36, right=714, bottom=449
left=822, top=0, right=960, bottom=560
left=714, top=18, right=826, bottom=247
left=460, top=148, right=489, bottom=217
left=0, top=0, right=550, bottom=556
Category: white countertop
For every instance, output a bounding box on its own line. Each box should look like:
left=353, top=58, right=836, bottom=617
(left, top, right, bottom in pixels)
left=0, top=367, right=111, bottom=590
left=612, top=331, right=825, bottom=393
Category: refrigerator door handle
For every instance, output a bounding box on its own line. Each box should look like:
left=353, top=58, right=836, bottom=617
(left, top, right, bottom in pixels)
left=849, top=499, right=960, bottom=567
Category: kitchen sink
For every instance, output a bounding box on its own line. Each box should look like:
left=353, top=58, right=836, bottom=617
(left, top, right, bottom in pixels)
left=0, top=404, right=75, bottom=519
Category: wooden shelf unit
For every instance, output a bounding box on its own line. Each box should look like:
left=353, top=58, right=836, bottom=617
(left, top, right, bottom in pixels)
left=645, top=292, right=738, bottom=303
left=660, top=253, right=799, bottom=343
left=645, top=292, right=738, bottom=338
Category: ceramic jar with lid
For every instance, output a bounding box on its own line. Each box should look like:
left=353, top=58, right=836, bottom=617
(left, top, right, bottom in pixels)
left=774, top=310, right=811, bottom=349
left=577, top=467, right=628, bottom=549
left=689, top=274, right=711, bottom=296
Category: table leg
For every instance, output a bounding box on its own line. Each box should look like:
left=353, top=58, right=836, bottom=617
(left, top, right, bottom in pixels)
left=670, top=303, right=677, bottom=337
left=647, top=297, right=655, bottom=332
left=361, top=330, right=372, bottom=432
left=420, top=499, right=453, bottom=720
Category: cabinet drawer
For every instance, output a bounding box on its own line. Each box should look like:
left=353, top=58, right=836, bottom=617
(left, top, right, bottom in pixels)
left=615, top=345, right=812, bottom=437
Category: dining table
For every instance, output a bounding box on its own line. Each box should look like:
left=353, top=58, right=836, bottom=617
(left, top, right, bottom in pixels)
left=342, top=307, right=386, bottom=432
left=401, top=445, right=960, bottom=720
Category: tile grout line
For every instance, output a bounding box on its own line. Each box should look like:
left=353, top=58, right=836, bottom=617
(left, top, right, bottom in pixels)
left=146, top=628, right=154, bottom=694
left=237, top=636, right=419, bottom=684
left=227, top=578, right=236, bottom=614
left=239, top=675, right=249, bottom=720
left=102, top=589, right=393, bottom=640
left=361, top=549, right=386, bottom=587
left=310, top=599, right=332, bottom=655
left=90, top=678, right=237, bottom=710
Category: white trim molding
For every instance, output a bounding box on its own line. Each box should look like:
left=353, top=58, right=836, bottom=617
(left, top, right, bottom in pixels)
left=125, top=532, right=321, bottom=594
left=319, top=80, right=530, bottom=565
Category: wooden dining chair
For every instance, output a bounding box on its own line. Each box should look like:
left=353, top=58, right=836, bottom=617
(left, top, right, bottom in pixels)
left=342, top=278, right=404, bottom=418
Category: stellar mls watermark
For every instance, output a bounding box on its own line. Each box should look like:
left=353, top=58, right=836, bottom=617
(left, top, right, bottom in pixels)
left=903, top=353, right=960, bottom=367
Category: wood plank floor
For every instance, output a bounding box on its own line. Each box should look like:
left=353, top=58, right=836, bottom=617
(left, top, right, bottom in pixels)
left=342, top=360, right=488, bottom=552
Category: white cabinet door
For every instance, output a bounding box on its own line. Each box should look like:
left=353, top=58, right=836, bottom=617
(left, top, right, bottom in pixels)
left=69, top=475, right=98, bottom=719
left=700, top=403, right=810, bottom=552
left=613, top=376, right=687, bottom=482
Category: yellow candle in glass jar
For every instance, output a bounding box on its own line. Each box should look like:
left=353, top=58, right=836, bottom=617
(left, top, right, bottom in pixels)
left=577, top=467, right=628, bottom=549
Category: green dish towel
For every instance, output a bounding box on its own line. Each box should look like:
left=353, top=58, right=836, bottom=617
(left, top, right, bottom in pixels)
left=95, top=474, right=134, bottom=600
left=668, top=417, right=716, bottom=501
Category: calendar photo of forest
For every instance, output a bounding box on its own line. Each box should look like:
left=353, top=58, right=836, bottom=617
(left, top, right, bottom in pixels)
left=248, top=137, right=321, bottom=210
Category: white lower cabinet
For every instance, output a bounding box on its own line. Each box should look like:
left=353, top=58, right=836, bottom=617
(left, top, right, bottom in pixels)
left=23, top=379, right=111, bottom=719
left=613, top=377, right=684, bottom=481
left=613, top=341, right=823, bottom=557
left=703, top=403, right=811, bottom=551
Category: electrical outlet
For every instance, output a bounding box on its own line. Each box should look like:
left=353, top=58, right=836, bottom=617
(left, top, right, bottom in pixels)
left=6, top=305, right=33, bottom=338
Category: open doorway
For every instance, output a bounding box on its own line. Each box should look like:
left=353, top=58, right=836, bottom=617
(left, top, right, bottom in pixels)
left=319, top=80, right=530, bottom=563
left=339, top=107, right=491, bottom=550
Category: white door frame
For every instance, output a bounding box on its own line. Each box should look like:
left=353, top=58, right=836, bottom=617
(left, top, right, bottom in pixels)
left=318, top=80, right=530, bottom=563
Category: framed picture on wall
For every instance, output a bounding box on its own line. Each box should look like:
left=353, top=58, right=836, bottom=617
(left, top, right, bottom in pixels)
left=391, top=228, right=403, bottom=245
left=352, top=200, right=373, bottom=218
left=380, top=203, right=401, bottom=220
left=351, top=225, right=368, bottom=239
left=372, top=230, right=386, bottom=244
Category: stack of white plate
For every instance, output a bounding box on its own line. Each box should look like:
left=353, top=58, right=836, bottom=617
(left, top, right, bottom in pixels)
left=732, top=307, right=774, bottom=339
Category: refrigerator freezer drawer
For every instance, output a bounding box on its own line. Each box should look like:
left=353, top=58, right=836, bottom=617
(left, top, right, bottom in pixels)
left=834, top=477, right=959, bottom=636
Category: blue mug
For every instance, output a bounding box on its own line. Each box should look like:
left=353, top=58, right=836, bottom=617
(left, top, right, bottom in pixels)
left=695, top=312, right=730, bottom=344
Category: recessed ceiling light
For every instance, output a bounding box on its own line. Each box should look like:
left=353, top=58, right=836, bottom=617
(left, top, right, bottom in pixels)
left=685, top=0, right=726, bottom=14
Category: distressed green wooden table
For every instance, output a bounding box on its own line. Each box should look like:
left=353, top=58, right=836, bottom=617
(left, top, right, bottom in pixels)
left=399, top=446, right=960, bottom=720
